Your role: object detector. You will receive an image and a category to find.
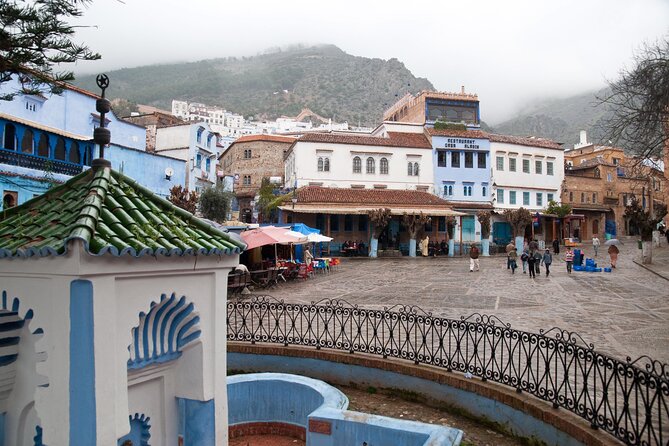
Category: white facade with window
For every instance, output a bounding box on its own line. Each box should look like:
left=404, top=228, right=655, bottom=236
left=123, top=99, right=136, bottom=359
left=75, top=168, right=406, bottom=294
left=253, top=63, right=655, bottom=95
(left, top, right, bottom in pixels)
left=284, top=133, right=434, bottom=191
left=490, top=139, right=564, bottom=212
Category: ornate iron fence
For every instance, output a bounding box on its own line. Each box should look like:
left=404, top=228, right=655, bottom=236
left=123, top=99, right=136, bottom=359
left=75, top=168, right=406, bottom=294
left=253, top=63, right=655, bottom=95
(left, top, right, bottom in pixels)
left=227, top=296, right=668, bottom=446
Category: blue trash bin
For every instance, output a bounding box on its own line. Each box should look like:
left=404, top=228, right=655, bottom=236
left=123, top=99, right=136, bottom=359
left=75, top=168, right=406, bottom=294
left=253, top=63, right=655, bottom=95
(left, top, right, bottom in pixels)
left=573, top=249, right=582, bottom=266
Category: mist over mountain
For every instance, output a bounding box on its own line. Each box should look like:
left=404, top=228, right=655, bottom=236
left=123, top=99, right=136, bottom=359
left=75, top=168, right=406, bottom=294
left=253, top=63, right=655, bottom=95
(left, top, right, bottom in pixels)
left=75, top=45, right=434, bottom=126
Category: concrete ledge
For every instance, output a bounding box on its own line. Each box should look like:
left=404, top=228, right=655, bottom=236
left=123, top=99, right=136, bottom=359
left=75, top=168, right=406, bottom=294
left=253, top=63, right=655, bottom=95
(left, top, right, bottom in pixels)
left=229, top=421, right=306, bottom=440
left=632, top=259, right=669, bottom=281
left=228, top=343, right=622, bottom=446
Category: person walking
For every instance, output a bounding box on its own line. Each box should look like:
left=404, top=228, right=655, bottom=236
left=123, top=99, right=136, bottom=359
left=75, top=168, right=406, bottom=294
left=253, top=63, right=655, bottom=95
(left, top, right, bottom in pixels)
left=552, top=238, right=560, bottom=255
left=505, top=241, right=515, bottom=269
left=527, top=249, right=537, bottom=278
left=541, top=248, right=553, bottom=277
left=565, top=247, right=574, bottom=274
left=508, top=247, right=518, bottom=274
left=533, top=249, right=542, bottom=275
left=469, top=244, right=480, bottom=272
left=520, top=248, right=529, bottom=274
left=592, top=236, right=601, bottom=257
left=608, top=243, right=620, bottom=268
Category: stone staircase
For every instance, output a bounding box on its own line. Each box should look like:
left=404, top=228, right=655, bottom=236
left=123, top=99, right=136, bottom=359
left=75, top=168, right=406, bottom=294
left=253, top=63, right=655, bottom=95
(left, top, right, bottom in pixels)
left=377, top=249, right=402, bottom=258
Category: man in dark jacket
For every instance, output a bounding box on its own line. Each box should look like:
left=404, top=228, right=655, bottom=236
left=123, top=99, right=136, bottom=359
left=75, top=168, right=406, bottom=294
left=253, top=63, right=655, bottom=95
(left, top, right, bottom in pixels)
left=527, top=249, right=537, bottom=278
left=469, top=245, right=480, bottom=272
left=552, top=238, right=560, bottom=254
left=541, top=249, right=553, bottom=277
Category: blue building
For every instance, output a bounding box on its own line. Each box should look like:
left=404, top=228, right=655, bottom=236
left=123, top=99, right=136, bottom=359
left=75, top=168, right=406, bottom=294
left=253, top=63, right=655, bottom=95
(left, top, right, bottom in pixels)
left=428, top=128, right=493, bottom=245
left=0, top=75, right=185, bottom=209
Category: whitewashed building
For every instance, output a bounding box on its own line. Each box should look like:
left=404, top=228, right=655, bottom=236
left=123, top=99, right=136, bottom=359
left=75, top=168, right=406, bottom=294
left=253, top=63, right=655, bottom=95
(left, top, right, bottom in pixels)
left=489, top=134, right=564, bottom=245
left=284, top=128, right=434, bottom=192
left=154, top=122, right=221, bottom=193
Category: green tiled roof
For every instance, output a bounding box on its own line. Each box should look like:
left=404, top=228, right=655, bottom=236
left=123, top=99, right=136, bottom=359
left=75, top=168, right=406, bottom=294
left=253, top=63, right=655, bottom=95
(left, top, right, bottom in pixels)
left=0, top=164, right=245, bottom=258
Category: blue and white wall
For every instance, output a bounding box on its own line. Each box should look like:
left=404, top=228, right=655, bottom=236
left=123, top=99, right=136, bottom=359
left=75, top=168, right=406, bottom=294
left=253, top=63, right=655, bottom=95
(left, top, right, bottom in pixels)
left=0, top=76, right=145, bottom=151
left=432, top=135, right=491, bottom=204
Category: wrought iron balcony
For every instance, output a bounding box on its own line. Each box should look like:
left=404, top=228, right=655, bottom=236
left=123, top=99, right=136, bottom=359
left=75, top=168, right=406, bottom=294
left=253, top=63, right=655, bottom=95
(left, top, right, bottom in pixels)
left=0, top=148, right=84, bottom=176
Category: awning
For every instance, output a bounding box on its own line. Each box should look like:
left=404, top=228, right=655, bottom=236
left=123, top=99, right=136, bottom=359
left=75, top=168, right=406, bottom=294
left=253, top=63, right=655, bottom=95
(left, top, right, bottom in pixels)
left=279, top=205, right=465, bottom=217
left=240, top=225, right=308, bottom=249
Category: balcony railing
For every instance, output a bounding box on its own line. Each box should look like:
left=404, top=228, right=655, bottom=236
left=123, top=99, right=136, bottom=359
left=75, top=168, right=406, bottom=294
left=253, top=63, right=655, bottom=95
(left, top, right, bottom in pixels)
left=0, top=148, right=84, bottom=176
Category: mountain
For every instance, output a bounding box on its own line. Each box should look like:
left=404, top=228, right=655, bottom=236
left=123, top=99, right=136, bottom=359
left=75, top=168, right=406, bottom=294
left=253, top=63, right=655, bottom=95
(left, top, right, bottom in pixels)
left=74, top=45, right=435, bottom=126
left=492, top=89, right=614, bottom=147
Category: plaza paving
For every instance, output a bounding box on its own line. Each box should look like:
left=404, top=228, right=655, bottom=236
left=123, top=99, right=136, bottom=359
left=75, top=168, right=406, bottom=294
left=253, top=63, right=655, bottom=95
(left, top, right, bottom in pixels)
left=252, top=240, right=669, bottom=364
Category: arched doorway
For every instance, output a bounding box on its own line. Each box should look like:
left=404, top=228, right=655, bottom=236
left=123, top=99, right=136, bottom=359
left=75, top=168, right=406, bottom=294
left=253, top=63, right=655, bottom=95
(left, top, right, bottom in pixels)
left=3, top=123, right=16, bottom=150
left=592, top=219, right=599, bottom=235
left=3, top=191, right=17, bottom=209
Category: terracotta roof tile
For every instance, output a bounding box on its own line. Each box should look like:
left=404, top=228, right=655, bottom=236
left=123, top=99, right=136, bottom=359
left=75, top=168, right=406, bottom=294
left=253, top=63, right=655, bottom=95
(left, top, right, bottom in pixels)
left=294, top=186, right=450, bottom=206
left=487, top=133, right=562, bottom=150
left=297, top=132, right=431, bottom=149
left=426, top=128, right=489, bottom=139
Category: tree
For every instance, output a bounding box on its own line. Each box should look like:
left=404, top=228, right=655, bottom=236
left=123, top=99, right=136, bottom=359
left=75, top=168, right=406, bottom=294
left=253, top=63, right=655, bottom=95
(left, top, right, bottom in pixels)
left=476, top=211, right=491, bottom=239
left=0, top=0, right=101, bottom=101
left=598, top=39, right=669, bottom=160
left=624, top=197, right=667, bottom=242
left=257, top=177, right=279, bottom=223
left=199, top=186, right=233, bottom=223
left=168, top=185, right=198, bottom=214
left=503, top=208, right=532, bottom=238
left=545, top=200, right=572, bottom=218
left=368, top=208, right=391, bottom=238
left=402, top=212, right=431, bottom=257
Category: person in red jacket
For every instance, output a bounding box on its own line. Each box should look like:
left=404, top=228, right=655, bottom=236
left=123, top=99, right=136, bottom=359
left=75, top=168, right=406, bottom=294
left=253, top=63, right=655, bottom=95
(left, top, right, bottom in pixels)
left=469, top=245, right=480, bottom=272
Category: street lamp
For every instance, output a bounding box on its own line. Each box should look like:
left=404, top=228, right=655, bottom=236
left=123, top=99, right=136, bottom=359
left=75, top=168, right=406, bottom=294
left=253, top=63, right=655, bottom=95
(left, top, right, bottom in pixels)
left=291, top=189, right=298, bottom=209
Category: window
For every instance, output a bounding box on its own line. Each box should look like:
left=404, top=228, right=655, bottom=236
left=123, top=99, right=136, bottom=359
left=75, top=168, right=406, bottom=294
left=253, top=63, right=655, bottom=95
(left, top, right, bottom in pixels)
left=475, top=152, right=485, bottom=169
left=535, top=160, right=542, bottom=175
left=196, top=153, right=202, bottom=168
left=463, top=184, right=473, bottom=196
left=317, top=157, right=324, bottom=172
left=54, top=137, right=66, bottom=160
left=316, top=213, right=325, bottom=231
left=69, top=142, right=80, bottom=163
left=413, top=162, right=419, bottom=176
left=37, top=133, right=50, bottom=158
left=2, top=191, right=18, bottom=209
left=380, top=157, right=389, bottom=174
left=366, top=157, right=375, bottom=174
left=464, top=152, right=473, bottom=168
left=452, top=152, right=460, bottom=168
left=496, top=156, right=504, bottom=171
left=612, top=157, right=620, bottom=166
left=607, top=173, right=612, bottom=182
left=438, top=216, right=446, bottom=232
left=330, top=214, right=339, bottom=232
left=593, top=167, right=601, bottom=178
left=581, top=192, right=585, bottom=203
left=243, top=175, right=251, bottom=186
left=523, top=192, right=530, bottom=206
left=443, top=184, right=453, bottom=197
left=206, top=158, right=211, bottom=171
left=437, top=151, right=447, bottom=167
left=196, top=127, right=205, bottom=143
left=3, top=123, right=16, bottom=151
left=324, top=158, right=330, bottom=172
left=497, top=188, right=505, bottom=204
left=547, top=193, right=554, bottom=203
left=536, top=192, right=543, bottom=207
left=509, top=191, right=517, bottom=205
left=547, top=162, right=554, bottom=176
left=509, top=158, right=517, bottom=172
left=353, top=156, right=361, bottom=173
left=358, top=215, right=368, bottom=231
left=243, top=149, right=252, bottom=159
left=592, top=219, right=599, bottom=235
left=569, top=191, right=573, bottom=202
left=592, top=193, right=597, bottom=203
left=482, top=185, right=487, bottom=197
left=344, top=215, right=353, bottom=231
left=522, top=159, right=530, bottom=173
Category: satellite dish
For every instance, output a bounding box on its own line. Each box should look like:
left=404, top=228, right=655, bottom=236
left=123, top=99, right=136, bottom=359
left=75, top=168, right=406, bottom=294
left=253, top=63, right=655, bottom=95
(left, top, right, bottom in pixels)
left=164, top=167, right=174, bottom=180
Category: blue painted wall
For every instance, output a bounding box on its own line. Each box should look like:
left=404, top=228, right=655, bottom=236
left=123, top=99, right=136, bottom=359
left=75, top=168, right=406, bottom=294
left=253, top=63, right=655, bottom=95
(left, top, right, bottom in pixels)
left=0, top=76, right=145, bottom=150
left=176, top=398, right=215, bottom=446
left=228, top=379, right=324, bottom=427
left=229, top=352, right=585, bottom=446
left=432, top=135, right=491, bottom=203
left=0, top=174, right=54, bottom=211
left=69, top=280, right=96, bottom=446
left=0, top=412, right=4, bottom=446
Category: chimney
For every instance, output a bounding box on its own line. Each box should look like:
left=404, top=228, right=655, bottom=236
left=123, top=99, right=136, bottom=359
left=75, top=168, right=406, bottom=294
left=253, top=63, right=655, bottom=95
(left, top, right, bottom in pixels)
left=461, top=85, right=465, bottom=94
left=579, top=130, right=587, bottom=145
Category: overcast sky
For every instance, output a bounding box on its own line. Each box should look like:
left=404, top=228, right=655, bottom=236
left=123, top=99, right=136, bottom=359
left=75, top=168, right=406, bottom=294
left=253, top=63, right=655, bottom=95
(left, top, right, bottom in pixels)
left=71, top=0, right=668, bottom=124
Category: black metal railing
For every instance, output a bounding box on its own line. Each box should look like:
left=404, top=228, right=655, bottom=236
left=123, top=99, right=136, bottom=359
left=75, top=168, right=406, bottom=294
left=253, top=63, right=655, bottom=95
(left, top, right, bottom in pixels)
left=227, top=296, right=668, bottom=446
left=0, top=148, right=84, bottom=176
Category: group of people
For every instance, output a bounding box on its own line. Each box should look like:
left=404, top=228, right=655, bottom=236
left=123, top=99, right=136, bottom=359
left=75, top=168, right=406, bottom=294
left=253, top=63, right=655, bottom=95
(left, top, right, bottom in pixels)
left=341, top=240, right=366, bottom=256
left=505, top=240, right=554, bottom=277
left=418, top=236, right=449, bottom=257
left=504, top=237, right=620, bottom=278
